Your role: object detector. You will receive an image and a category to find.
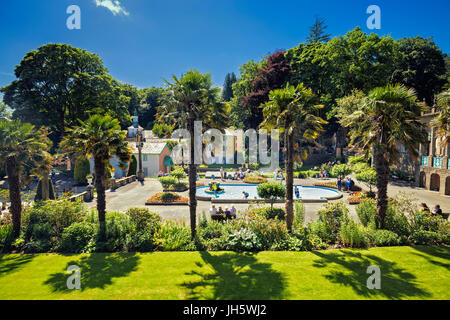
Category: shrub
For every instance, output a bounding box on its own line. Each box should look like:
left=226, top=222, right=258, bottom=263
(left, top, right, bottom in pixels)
left=355, top=168, right=377, bottom=192
left=158, top=176, right=178, bottom=189
left=296, top=171, right=307, bottom=179
left=60, top=222, right=96, bottom=253
left=34, top=178, right=56, bottom=201
left=385, top=205, right=411, bottom=236
left=152, top=122, right=173, bottom=138
left=339, top=218, right=369, bottom=248
left=306, top=170, right=320, bottom=178
left=0, top=224, right=14, bottom=252
left=314, top=201, right=349, bottom=243
left=293, top=201, right=305, bottom=229
left=226, top=228, right=263, bottom=251
left=409, top=230, right=445, bottom=245
left=351, top=162, right=371, bottom=174
left=356, top=199, right=377, bottom=227
left=330, top=164, right=352, bottom=178
left=247, top=214, right=288, bottom=249
left=128, top=155, right=137, bottom=176
left=22, top=199, right=87, bottom=251
left=248, top=207, right=285, bottom=220
left=94, top=211, right=131, bottom=252
left=154, top=221, right=191, bottom=251
left=366, top=229, right=400, bottom=247
left=256, top=182, right=285, bottom=211
left=271, top=235, right=307, bottom=251
left=74, top=157, right=90, bottom=185
left=170, top=168, right=186, bottom=183
left=348, top=155, right=367, bottom=165
left=125, top=208, right=161, bottom=232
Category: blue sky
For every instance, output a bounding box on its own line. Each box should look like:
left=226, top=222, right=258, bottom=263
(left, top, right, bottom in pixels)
left=0, top=0, right=449, bottom=92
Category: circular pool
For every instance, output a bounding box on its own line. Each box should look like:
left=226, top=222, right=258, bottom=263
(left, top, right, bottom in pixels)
left=196, top=184, right=341, bottom=202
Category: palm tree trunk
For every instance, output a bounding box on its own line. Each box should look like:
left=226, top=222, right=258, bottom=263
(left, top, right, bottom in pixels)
left=188, top=119, right=197, bottom=239
left=94, top=156, right=107, bottom=239
left=285, top=131, right=294, bottom=232
left=6, top=157, right=22, bottom=237
left=374, top=150, right=389, bottom=229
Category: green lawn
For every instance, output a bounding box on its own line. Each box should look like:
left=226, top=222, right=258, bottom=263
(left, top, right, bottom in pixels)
left=0, top=246, right=448, bottom=300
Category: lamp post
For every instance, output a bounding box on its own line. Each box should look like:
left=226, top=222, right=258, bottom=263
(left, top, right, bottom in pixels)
left=137, top=127, right=145, bottom=182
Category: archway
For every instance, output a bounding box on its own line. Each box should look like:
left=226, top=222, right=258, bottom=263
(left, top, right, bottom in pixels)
left=430, top=173, right=440, bottom=191
left=445, top=177, right=450, bottom=196
left=419, top=172, right=426, bottom=188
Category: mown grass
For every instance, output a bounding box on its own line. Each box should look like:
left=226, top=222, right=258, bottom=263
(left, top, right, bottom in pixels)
left=0, top=246, right=448, bottom=300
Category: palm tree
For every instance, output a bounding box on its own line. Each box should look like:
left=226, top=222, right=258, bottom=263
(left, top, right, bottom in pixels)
left=31, top=128, right=54, bottom=201
left=60, top=115, right=131, bottom=239
left=261, top=84, right=326, bottom=231
left=0, top=120, right=51, bottom=236
left=161, top=70, right=226, bottom=239
left=431, top=89, right=449, bottom=143
left=339, top=84, right=427, bottom=228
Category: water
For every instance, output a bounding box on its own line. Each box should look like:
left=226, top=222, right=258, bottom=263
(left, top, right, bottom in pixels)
left=196, top=184, right=339, bottom=200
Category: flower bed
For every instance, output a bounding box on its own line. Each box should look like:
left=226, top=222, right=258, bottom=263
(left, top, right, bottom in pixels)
left=243, top=176, right=268, bottom=184
left=313, top=181, right=338, bottom=188
left=347, top=192, right=374, bottom=204
left=146, top=192, right=189, bottom=205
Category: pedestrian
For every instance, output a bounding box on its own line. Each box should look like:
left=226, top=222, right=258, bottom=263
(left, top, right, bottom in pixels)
left=220, top=167, right=224, bottom=181
left=337, top=177, right=342, bottom=191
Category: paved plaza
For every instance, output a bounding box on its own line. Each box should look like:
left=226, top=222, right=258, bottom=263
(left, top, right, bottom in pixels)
left=86, top=177, right=450, bottom=225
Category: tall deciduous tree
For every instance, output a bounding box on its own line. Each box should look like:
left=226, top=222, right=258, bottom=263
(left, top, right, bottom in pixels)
left=392, top=37, right=446, bottom=106
left=1, top=44, right=131, bottom=143
left=60, top=115, right=131, bottom=239
left=338, top=84, right=427, bottom=228
left=0, top=120, right=51, bottom=236
left=431, top=89, right=450, bottom=143
left=161, top=70, right=225, bottom=239
left=139, top=87, right=166, bottom=129
left=229, top=60, right=263, bottom=129
left=262, top=84, right=326, bottom=231
left=243, top=51, right=291, bottom=129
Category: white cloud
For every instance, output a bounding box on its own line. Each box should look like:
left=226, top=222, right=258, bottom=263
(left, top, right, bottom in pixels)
left=94, top=0, right=129, bottom=16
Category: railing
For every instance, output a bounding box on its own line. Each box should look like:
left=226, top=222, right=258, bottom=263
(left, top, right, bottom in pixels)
left=421, top=156, right=429, bottom=166
left=433, top=157, right=443, bottom=169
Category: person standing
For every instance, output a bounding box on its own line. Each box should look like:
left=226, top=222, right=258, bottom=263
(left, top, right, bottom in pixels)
left=337, top=177, right=342, bottom=191
left=294, top=186, right=300, bottom=199
left=220, top=167, right=224, bottom=181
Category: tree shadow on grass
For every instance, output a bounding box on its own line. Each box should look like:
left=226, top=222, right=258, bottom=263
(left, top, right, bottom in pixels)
left=0, top=254, right=36, bottom=278
left=44, top=253, right=140, bottom=292
left=410, top=246, right=450, bottom=270
left=180, top=251, right=286, bottom=300
left=312, top=250, right=431, bottom=299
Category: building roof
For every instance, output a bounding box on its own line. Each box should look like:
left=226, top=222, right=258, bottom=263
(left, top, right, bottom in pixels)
left=128, top=142, right=169, bottom=155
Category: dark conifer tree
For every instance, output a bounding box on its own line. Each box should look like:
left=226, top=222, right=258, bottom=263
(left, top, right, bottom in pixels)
left=306, top=15, right=331, bottom=43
